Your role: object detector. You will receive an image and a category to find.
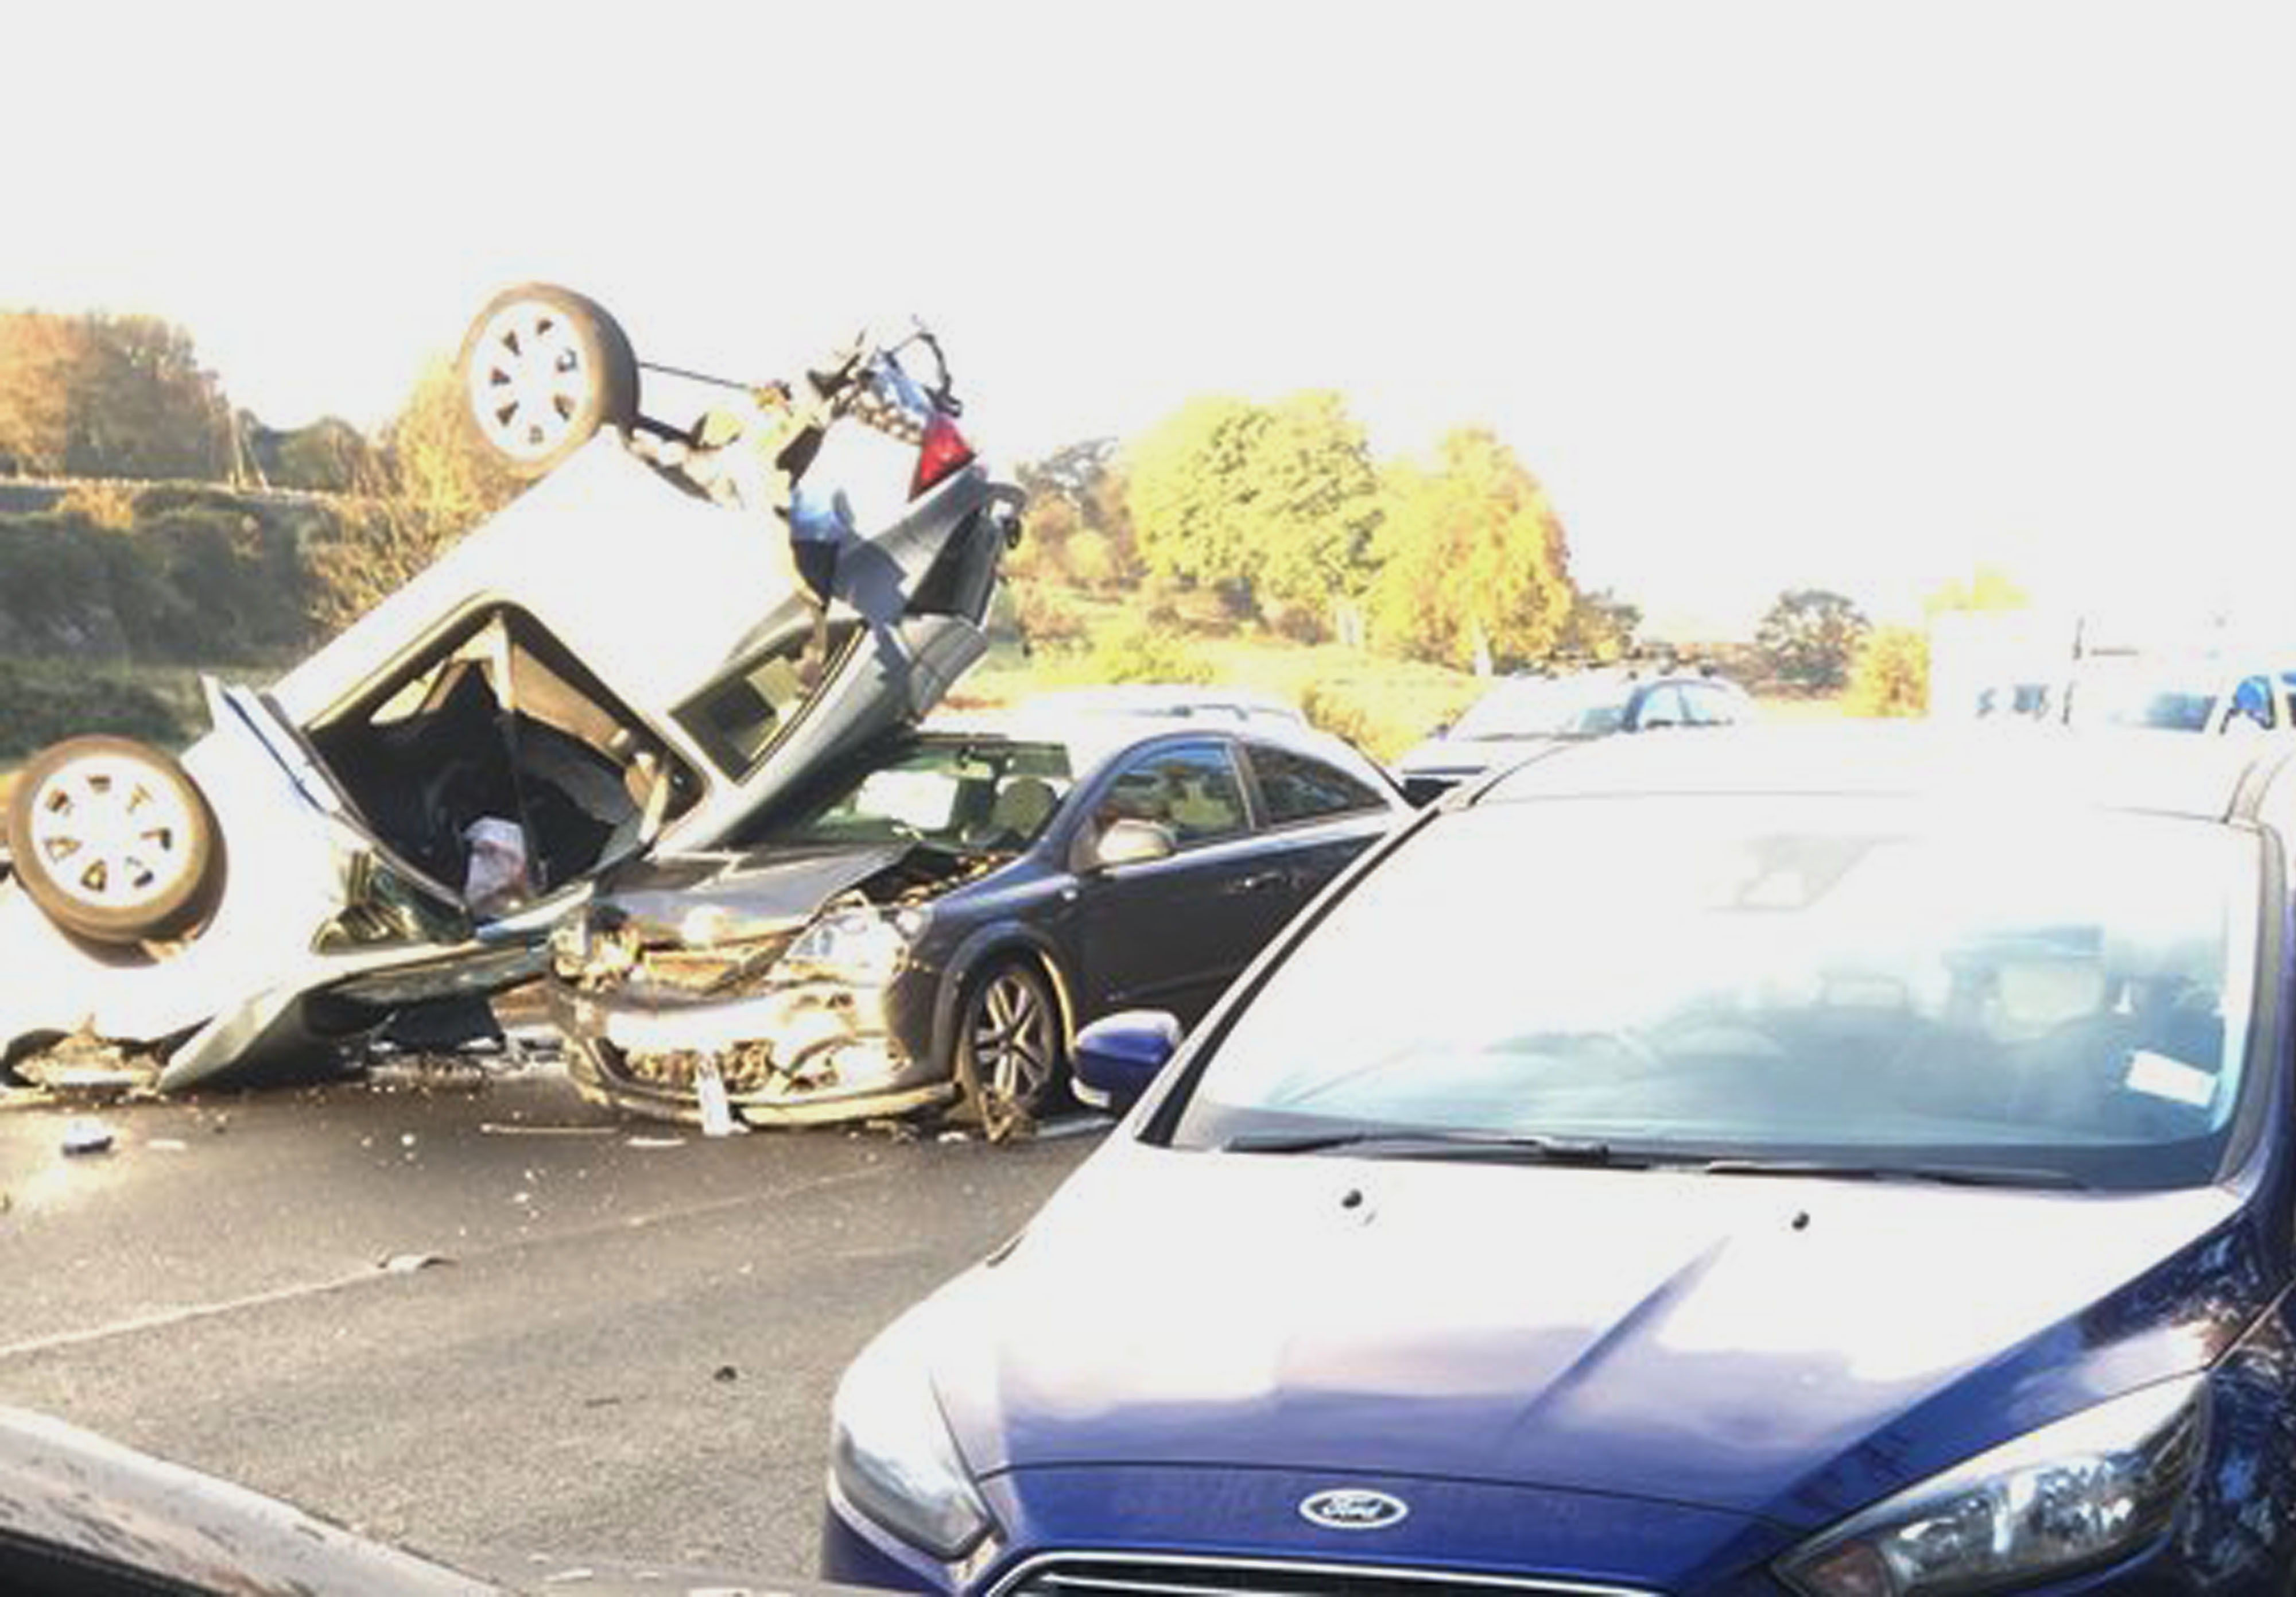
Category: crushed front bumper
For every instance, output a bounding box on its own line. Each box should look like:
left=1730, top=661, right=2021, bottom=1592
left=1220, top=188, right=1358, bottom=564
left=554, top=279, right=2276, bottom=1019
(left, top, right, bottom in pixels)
left=547, top=970, right=949, bottom=1127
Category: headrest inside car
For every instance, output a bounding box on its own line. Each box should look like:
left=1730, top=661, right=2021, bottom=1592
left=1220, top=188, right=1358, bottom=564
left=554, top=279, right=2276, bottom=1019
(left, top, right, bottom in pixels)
left=1994, top=958, right=2109, bottom=1036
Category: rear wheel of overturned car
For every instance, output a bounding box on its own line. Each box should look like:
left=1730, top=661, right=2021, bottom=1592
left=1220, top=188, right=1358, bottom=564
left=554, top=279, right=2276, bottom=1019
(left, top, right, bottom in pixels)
left=3, top=736, right=222, bottom=944
left=457, top=282, right=640, bottom=478
left=954, top=960, right=1065, bottom=1144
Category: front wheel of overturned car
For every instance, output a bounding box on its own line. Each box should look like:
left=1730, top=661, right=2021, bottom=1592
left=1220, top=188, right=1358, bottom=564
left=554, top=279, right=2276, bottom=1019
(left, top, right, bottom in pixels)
left=457, top=281, right=640, bottom=478
left=3, top=736, right=222, bottom=944
left=953, top=960, right=1065, bottom=1144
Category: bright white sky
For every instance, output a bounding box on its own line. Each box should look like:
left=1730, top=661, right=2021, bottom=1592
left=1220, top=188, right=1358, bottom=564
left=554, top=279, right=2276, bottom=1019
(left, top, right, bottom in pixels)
left=6, top=1, right=2291, bottom=636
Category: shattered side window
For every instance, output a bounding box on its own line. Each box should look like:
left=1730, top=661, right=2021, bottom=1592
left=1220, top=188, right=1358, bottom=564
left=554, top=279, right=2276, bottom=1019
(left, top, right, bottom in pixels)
left=677, top=622, right=862, bottom=778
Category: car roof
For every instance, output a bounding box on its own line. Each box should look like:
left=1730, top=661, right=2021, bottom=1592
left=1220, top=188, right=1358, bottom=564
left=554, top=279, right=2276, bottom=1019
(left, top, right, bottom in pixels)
left=1003, top=685, right=1306, bottom=724
left=1475, top=722, right=2288, bottom=823
left=922, top=693, right=1398, bottom=793
left=1467, top=665, right=1742, bottom=699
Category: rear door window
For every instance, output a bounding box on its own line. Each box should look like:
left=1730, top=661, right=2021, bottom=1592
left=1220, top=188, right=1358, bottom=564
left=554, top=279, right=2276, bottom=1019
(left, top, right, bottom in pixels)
left=1633, top=685, right=1688, bottom=729
left=1681, top=684, right=1744, bottom=726
left=1246, top=745, right=1389, bottom=827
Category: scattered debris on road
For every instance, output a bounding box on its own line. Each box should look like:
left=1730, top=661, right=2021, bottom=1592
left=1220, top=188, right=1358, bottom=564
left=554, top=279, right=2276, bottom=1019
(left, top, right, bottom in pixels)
left=627, top=1135, right=687, bottom=1150
left=367, top=1059, right=494, bottom=1095
left=378, top=1253, right=454, bottom=1274
left=60, top=1120, right=115, bottom=1157
left=712, top=1365, right=740, bottom=1384
left=479, top=1122, right=616, bottom=1138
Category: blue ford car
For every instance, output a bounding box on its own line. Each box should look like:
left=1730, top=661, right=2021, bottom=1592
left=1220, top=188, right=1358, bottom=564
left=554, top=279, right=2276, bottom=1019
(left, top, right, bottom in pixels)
left=821, top=726, right=2296, bottom=1597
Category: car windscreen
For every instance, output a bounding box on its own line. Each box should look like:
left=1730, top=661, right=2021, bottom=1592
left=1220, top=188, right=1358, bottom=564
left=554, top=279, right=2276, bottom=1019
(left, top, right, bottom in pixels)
left=1169, top=797, right=2261, bottom=1191
left=738, top=737, right=1075, bottom=854
left=1450, top=679, right=1634, bottom=739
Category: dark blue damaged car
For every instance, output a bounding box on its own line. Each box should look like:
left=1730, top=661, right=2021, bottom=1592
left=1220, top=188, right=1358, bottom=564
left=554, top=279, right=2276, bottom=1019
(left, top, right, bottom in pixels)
left=821, top=726, right=2296, bottom=1597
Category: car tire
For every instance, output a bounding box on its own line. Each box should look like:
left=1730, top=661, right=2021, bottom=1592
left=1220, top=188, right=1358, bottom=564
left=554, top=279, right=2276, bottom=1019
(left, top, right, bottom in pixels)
left=952, top=959, right=1065, bottom=1144
left=457, top=282, right=640, bottom=478
left=3, top=736, right=223, bottom=944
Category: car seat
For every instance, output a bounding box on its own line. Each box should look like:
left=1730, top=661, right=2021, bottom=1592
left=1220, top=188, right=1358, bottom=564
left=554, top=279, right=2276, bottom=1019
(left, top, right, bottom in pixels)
left=965, top=776, right=1060, bottom=851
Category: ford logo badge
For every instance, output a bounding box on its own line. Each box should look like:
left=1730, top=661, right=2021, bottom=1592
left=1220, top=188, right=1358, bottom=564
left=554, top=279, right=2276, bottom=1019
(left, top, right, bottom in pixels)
left=1299, top=1488, right=1410, bottom=1531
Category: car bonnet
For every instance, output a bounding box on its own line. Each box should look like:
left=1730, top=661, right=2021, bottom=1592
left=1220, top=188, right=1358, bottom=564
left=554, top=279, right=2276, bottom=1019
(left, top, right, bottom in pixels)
left=930, top=1144, right=2262, bottom=1532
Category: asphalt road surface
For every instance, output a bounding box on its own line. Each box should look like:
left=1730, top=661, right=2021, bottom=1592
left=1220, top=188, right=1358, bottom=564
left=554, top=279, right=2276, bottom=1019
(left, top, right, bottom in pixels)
left=0, top=1052, right=1100, bottom=1589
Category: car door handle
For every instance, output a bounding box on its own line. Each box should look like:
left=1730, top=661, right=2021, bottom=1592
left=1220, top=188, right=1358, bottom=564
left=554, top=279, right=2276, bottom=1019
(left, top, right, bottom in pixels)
left=1227, top=870, right=1286, bottom=895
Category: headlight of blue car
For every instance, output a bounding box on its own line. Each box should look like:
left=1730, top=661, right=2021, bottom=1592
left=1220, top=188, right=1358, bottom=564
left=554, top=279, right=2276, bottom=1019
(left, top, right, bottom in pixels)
left=1779, top=1374, right=2206, bottom=1597
left=829, top=1309, right=991, bottom=1559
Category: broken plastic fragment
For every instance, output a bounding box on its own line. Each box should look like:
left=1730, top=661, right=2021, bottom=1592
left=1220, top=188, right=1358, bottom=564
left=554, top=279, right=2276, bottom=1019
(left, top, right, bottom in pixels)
left=696, top=1059, right=739, bottom=1138
left=379, top=1253, right=453, bottom=1274
left=60, top=1121, right=114, bottom=1156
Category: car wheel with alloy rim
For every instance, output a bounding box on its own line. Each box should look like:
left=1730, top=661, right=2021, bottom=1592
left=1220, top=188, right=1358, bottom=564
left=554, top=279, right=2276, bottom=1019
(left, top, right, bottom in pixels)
left=953, top=959, right=1064, bottom=1143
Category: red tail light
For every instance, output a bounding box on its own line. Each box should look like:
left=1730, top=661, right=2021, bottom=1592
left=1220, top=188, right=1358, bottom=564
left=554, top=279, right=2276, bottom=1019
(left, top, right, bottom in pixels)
left=910, top=411, right=976, bottom=498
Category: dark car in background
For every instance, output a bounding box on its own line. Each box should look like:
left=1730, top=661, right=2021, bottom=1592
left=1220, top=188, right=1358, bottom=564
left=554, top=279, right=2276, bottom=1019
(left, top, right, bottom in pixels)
left=822, top=724, right=2296, bottom=1595
left=1394, top=665, right=1752, bottom=804
left=547, top=697, right=1409, bottom=1138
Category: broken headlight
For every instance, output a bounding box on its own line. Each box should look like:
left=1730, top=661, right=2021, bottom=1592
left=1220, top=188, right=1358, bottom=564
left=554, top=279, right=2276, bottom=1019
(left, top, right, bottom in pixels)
left=830, top=1309, right=991, bottom=1560
left=781, top=904, right=926, bottom=986
left=552, top=909, right=638, bottom=987
left=1779, top=1375, right=2206, bottom=1597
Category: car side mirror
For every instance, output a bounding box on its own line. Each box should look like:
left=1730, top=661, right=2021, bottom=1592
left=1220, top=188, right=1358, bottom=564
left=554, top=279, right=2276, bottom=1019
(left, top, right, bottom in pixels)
left=1081, top=817, right=1177, bottom=873
left=1073, top=1010, right=1182, bottom=1116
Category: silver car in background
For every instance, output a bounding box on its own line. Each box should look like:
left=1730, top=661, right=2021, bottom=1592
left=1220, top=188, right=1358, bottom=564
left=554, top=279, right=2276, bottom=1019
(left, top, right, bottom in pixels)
left=0, top=285, right=1019, bottom=1092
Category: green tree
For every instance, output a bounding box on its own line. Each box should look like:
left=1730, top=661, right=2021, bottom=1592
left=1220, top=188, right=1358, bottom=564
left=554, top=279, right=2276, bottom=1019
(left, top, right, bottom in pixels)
left=1123, top=391, right=1379, bottom=610
left=1556, top=587, right=1643, bottom=662
left=1925, top=563, right=2029, bottom=616
left=1126, top=394, right=1272, bottom=592
left=1845, top=624, right=1930, bottom=716
left=306, top=358, right=521, bottom=633
left=1246, top=391, right=1382, bottom=611
left=1011, top=436, right=1141, bottom=592
left=263, top=416, right=378, bottom=493
left=0, top=313, right=80, bottom=475
left=1368, top=428, right=1577, bottom=670
left=0, top=312, right=233, bottom=480
left=1756, top=588, right=1870, bottom=692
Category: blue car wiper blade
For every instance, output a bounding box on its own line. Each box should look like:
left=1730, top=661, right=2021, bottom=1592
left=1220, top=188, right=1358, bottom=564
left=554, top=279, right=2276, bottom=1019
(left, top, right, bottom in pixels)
left=1698, top=1158, right=2089, bottom=1191
left=1224, top=1129, right=1630, bottom=1165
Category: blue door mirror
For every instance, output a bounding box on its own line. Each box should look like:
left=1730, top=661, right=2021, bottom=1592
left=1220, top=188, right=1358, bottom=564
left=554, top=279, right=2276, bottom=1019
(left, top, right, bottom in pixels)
left=1072, top=1010, right=1182, bottom=1116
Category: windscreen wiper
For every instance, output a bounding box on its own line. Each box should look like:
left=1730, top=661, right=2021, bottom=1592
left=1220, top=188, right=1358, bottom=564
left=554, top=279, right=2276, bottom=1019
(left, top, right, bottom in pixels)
left=1223, top=1129, right=1631, bottom=1166
left=1698, top=1158, right=2089, bottom=1191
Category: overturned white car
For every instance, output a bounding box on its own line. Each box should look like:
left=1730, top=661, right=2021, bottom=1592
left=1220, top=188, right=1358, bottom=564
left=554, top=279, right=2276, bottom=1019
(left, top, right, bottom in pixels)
left=0, top=285, right=1019, bottom=1092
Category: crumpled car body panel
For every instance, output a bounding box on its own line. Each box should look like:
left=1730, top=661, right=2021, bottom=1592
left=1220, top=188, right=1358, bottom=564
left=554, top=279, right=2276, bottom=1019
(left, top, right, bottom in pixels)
left=1, top=435, right=1013, bottom=1087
